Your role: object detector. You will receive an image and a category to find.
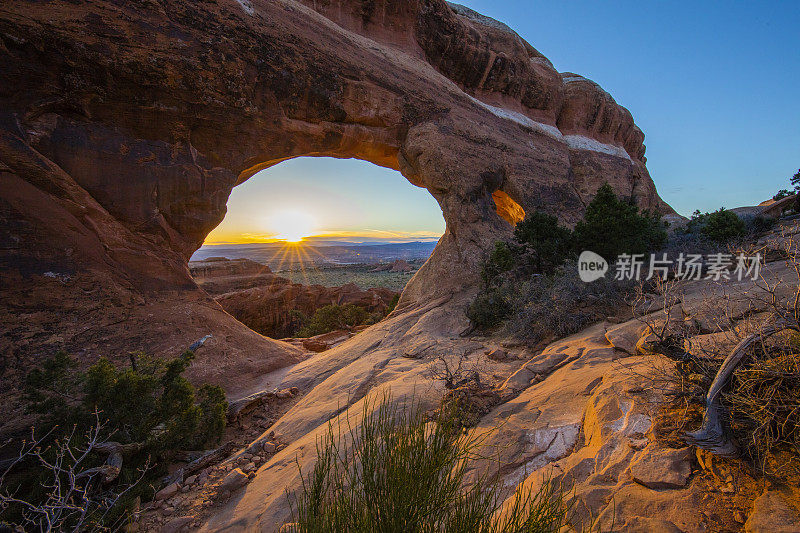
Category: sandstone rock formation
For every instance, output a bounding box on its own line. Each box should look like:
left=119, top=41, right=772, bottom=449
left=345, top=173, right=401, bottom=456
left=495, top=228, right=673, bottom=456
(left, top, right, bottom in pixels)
left=733, top=194, right=797, bottom=219
left=191, top=254, right=800, bottom=532
left=190, top=257, right=272, bottom=279
left=215, top=281, right=395, bottom=339
left=190, top=259, right=280, bottom=296
left=193, top=258, right=397, bottom=338
left=745, top=491, right=800, bottom=533
left=19, top=4, right=800, bottom=532
left=284, top=325, right=371, bottom=353
left=0, top=0, right=670, bottom=417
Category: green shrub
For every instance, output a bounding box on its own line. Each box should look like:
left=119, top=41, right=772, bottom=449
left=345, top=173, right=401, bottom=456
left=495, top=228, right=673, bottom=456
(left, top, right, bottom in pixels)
left=27, top=350, right=227, bottom=452
left=513, top=211, right=574, bottom=275
left=468, top=184, right=662, bottom=334
left=685, top=208, right=746, bottom=243
left=386, top=293, right=400, bottom=314
left=481, top=211, right=574, bottom=288
left=22, top=350, right=81, bottom=422
left=742, top=214, right=776, bottom=235
left=481, top=241, right=517, bottom=287
left=4, top=350, right=228, bottom=528
left=288, top=395, right=575, bottom=533
left=466, top=287, right=513, bottom=330
left=774, top=189, right=792, bottom=201
left=298, top=304, right=370, bottom=337
left=572, top=184, right=667, bottom=262
left=501, top=262, right=631, bottom=344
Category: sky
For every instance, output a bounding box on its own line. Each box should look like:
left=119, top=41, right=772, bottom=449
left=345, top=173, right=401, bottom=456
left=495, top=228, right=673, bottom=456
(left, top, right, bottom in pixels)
left=455, top=0, right=800, bottom=215
left=204, top=157, right=445, bottom=244
left=206, top=1, right=799, bottom=244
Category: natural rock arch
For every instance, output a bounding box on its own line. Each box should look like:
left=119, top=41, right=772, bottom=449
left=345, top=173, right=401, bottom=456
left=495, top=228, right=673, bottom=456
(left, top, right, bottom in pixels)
left=0, top=0, right=672, bottom=399
left=231, top=151, right=459, bottom=310
left=230, top=150, right=520, bottom=309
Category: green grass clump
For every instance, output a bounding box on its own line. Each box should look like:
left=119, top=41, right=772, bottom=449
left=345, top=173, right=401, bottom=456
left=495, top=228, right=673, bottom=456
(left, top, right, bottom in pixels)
left=288, top=395, right=575, bottom=533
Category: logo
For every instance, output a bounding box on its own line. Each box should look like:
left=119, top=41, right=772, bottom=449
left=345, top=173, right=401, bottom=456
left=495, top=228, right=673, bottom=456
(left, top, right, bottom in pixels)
left=578, top=251, right=608, bottom=282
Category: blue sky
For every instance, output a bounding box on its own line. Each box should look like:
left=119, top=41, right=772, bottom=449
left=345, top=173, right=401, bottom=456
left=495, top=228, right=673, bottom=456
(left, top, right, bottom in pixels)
left=209, top=1, right=799, bottom=243
left=456, top=0, right=800, bottom=215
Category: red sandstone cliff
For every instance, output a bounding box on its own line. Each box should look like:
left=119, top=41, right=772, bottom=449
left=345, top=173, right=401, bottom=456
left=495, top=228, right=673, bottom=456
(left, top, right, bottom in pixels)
left=191, top=258, right=397, bottom=338
left=0, top=0, right=672, bottom=399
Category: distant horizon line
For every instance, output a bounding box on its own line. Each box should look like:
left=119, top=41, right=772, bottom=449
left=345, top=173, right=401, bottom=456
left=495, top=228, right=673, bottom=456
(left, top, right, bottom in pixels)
left=202, top=230, right=444, bottom=246
left=200, top=237, right=443, bottom=246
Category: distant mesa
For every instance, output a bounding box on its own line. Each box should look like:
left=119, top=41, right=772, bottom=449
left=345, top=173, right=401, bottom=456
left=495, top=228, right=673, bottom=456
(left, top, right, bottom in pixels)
left=190, top=257, right=271, bottom=279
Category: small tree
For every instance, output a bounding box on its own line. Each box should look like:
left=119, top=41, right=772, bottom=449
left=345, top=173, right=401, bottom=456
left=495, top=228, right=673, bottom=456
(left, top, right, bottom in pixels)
left=572, top=184, right=667, bottom=262
left=298, top=304, right=370, bottom=337
left=480, top=241, right=517, bottom=288
left=790, top=169, right=800, bottom=212
left=288, top=309, right=310, bottom=336
left=685, top=208, right=746, bottom=243
left=513, top=211, right=574, bottom=274
left=427, top=354, right=482, bottom=391
left=790, top=168, right=800, bottom=192
left=0, top=417, right=149, bottom=533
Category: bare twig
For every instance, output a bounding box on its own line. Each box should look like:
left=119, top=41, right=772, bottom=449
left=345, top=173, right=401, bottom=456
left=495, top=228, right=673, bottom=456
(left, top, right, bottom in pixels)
left=427, top=354, right=482, bottom=390
left=0, top=412, right=148, bottom=532
left=684, top=319, right=799, bottom=456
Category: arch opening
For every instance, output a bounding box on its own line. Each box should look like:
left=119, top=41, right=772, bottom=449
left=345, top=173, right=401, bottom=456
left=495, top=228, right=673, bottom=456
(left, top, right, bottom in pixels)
left=492, top=190, right=526, bottom=226
left=189, top=156, right=445, bottom=342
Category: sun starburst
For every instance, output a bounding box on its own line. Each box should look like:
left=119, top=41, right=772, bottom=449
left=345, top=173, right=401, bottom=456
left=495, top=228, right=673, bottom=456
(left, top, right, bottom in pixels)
left=269, top=209, right=316, bottom=243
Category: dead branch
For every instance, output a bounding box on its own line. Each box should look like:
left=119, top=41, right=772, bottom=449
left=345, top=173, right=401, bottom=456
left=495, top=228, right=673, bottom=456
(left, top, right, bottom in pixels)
left=427, top=354, right=482, bottom=390
left=684, top=319, right=799, bottom=456
left=162, top=441, right=237, bottom=486
left=227, top=390, right=275, bottom=422
left=188, top=334, right=212, bottom=352
left=0, top=414, right=148, bottom=532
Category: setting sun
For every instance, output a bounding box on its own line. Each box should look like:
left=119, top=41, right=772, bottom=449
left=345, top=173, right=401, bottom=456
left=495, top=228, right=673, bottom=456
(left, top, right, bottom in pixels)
left=269, top=209, right=316, bottom=242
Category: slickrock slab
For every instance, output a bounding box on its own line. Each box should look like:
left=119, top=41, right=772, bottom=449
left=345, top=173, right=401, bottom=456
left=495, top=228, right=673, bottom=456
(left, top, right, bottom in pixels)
left=745, top=491, right=800, bottom=533
left=160, top=515, right=195, bottom=533
left=605, top=319, right=648, bottom=355
left=629, top=445, right=693, bottom=490
left=619, top=516, right=684, bottom=533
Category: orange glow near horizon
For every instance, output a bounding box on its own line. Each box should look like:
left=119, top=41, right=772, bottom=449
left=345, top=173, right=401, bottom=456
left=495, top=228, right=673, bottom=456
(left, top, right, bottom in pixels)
left=203, top=228, right=444, bottom=245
